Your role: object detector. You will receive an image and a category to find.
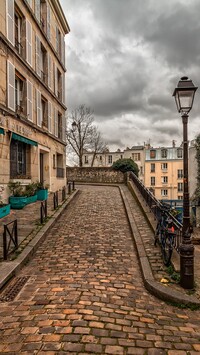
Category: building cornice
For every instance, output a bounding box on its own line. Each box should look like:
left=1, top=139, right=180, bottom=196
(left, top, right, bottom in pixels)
left=52, top=0, right=70, bottom=34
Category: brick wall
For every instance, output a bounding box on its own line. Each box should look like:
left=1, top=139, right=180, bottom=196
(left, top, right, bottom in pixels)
left=66, top=167, right=125, bottom=184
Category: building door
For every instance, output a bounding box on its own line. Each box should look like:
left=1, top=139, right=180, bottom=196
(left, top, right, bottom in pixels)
left=40, top=153, right=44, bottom=184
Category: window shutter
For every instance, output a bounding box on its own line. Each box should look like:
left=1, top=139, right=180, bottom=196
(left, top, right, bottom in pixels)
left=26, top=20, right=32, bottom=66
left=62, top=73, right=65, bottom=105
left=48, top=101, right=52, bottom=133
left=62, top=115, right=66, bottom=142
left=56, top=27, right=59, bottom=52
left=55, top=108, right=58, bottom=137
left=35, top=35, right=41, bottom=77
left=36, top=89, right=42, bottom=126
left=26, top=0, right=32, bottom=8
left=27, top=80, right=33, bottom=121
left=54, top=64, right=58, bottom=96
left=61, top=35, right=65, bottom=65
left=48, top=54, right=52, bottom=89
left=47, top=3, right=51, bottom=40
left=35, top=0, right=40, bottom=22
left=6, top=0, right=14, bottom=45
left=7, top=61, right=15, bottom=111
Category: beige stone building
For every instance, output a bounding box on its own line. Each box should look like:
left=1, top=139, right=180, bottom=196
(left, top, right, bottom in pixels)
left=145, top=146, right=183, bottom=201
left=0, top=0, right=69, bottom=201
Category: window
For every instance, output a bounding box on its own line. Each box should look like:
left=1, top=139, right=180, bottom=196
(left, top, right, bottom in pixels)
left=132, top=153, right=140, bottom=161
left=140, top=166, right=143, bottom=175
left=177, top=169, right=183, bottom=179
left=151, top=177, right=155, bottom=186
left=58, top=112, right=62, bottom=139
left=55, top=68, right=63, bottom=101
left=56, top=26, right=61, bottom=56
left=15, top=73, right=24, bottom=113
left=161, top=163, right=168, bottom=170
left=41, top=96, right=48, bottom=128
left=36, top=37, right=47, bottom=83
left=53, top=154, right=56, bottom=169
left=150, top=163, right=155, bottom=173
left=108, top=155, right=112, bottom=164
left=162, top=176, right=168, bottom=184
left=10, top=140, right=30, bottom=178
left=84, top=156, right=88, bottom=164
left=161, top=189, right=168, bottom=196
left=161, top=149, right=167, bottom=158
left=178, top=195, right=183, bottom=200
left=150, top=150, right=156, bottom=158
left=177, top=148, right=183, bottom=158
left=99, top=156, right=102, bottom=161
left=56, top=153, right=64, bottom=178
left=14, top=9, right=23, bottom=54
left=178, top=183, right=183, bottom=192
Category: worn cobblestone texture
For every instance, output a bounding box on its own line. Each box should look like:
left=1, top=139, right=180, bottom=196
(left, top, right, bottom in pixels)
left=0, top=185, right=200, bottom=354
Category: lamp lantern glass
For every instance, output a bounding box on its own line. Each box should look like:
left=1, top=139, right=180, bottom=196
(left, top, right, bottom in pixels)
left=173, top=76, right=197, bottom=114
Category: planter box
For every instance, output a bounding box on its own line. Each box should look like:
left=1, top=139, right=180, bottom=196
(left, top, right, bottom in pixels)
left=0, top=204, right=11, bottom=218
left=37, top=189, right=48, bottom=201
left=9, top=196, right=27, bottom=209
left=26, top=194, right=37, bottom=204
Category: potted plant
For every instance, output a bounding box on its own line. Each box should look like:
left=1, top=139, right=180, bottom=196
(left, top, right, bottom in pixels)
left=24, top=182, right=37, bottom=204
left=35, top=181, right=49, bottom=201
left=0, top=196, right=10, bottom=219
left=8, top=181, right=27, bottom=209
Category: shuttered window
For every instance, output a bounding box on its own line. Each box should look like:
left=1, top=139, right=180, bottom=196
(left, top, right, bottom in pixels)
left=47, top=3, right=51, bottom=40
left=54, top=64, right=58, bottom=96
left=27, top=80, right=33, bottom=121
left=55, top=108, right=58, bottom=137
left=35, top=0, right=40, bottom=22
left=7, top=61, right=15, bottom=111
left=48, top=54, right=52, bottom=89
left=62, top=115, right=66, bottom=142
left=62, top=73, right=65, bottom=105
left=6, top=0, right=14, bottom=45
left=35, top=35, right=41, bottom=77
left=26, top=20, right=32, bottom=66
left=36, top=89, right=42, bottom=126
left=48, top=101, right=52, bottom=133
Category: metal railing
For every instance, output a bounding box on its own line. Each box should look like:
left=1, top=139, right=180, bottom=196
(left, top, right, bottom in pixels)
left=129, top=172, right=183, bottom=253
left=3, top=220, right=18, bottom=260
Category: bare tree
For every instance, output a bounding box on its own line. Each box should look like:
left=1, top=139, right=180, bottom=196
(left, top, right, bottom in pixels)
left=90, top=127, right=107, bottom=167
left=66, top=105, right=106, bottom=167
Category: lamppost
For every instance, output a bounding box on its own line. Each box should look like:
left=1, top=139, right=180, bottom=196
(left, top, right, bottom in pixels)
left=173, top=76, right=198, bottom=289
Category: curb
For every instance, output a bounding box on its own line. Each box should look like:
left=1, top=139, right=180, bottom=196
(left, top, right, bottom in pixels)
left=0, top=190, right=80, bottom=290
left=119, top=184, right=200, bottom=307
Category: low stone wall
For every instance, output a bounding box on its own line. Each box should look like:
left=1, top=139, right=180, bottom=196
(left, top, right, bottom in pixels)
left=66, top=167, right=125, bottom=184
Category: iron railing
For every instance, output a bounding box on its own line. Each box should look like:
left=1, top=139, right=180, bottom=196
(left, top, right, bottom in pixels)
left=40, top=200, right=47, bottom=224
left=62, top=186, right=66, bottom=201
left=53, top=191, right=59, bottom=210
left=129, top=171, right=183, bottom=253
left=3, top=220, right=18, bottom=260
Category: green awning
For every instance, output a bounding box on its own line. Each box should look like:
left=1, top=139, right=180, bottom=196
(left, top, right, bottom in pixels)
left=0, top=127, right=5, bottom=135
left=12, top=133, right=38, bottom=146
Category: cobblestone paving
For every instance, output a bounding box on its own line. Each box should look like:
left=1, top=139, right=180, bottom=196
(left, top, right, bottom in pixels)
left=0, top=185, right=200, bottom=354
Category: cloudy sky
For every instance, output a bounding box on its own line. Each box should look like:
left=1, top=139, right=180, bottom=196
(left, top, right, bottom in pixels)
left=60, top=0, right=200, bottom=151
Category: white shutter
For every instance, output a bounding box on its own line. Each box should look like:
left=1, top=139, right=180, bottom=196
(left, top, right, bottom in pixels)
left=62, top=73, right=65, bottom=105
left=26, top=20, right=32, bottom=66
left=35, top=35, right=41, bottom=77
left=36, top=89, right=42, bottom=126
left=48, top=101, right=52, bottom=133
left=7, top=61, right=15, bottom=111
left=6, top=0, right=14, bottom=45
left=47, top=3, right=51, bottom=40
left=55, top=108, right=58, bottom=137
left=26, top=0, right=32, bottom=9
left=54, top=64, right=58, bottom=96
left=35, top=0, right=40, bottom=22
left=61, top=35, right=65, bottom=65
left=48, top=54, right=52, bottom=89
left=62, top=115, right=66, bottom=142
left=27, top=80, right=33, bottom=121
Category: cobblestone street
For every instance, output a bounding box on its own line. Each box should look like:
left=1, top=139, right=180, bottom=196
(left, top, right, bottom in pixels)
left=0, top=185, right=200, bottom=354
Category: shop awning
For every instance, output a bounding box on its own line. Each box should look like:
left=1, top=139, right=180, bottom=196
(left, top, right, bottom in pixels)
left=0, top=127, right=5, bottom=135
left=12, top=133, right=38, bottom=146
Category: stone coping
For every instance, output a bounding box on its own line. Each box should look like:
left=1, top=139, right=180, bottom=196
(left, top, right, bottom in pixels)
left=120, top=182, right=200, bottom=307
left=0, top=190, right=80, bottom=291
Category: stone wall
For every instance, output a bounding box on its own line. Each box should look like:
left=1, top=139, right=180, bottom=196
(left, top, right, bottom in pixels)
left=66, top=167, right=125, bottom=184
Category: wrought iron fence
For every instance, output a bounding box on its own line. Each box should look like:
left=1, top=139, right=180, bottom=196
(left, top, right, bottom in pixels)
left=129, top=171, right=183, bottom=253
left=3, top=220, right=18, bottom=260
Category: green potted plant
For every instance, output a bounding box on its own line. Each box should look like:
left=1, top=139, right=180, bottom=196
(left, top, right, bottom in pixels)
left=0, top=195, right=10, bottom=218
left=24, top=182, right=37, bottom=204
left=8, top=181, right=27, bottom=209
left=36, top=181, right=49, bottom=201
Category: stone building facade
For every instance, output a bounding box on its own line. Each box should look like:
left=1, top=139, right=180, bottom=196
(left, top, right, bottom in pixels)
left=0, top=0, right=69, bottom=202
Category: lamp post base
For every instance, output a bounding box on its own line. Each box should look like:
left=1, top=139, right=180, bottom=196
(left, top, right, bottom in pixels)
left=179, top=242, right=194, bottom=289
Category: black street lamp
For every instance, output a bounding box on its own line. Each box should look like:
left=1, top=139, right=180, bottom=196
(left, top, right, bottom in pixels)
left=173, top=76, right=198, bottom=289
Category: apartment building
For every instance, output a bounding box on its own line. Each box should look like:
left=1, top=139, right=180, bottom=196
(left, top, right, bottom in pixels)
left=0, top=0, right=70, bottom=200
left=123, top=146, right=145, bottom=182
left=145, top=146, right=183, bottom=201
